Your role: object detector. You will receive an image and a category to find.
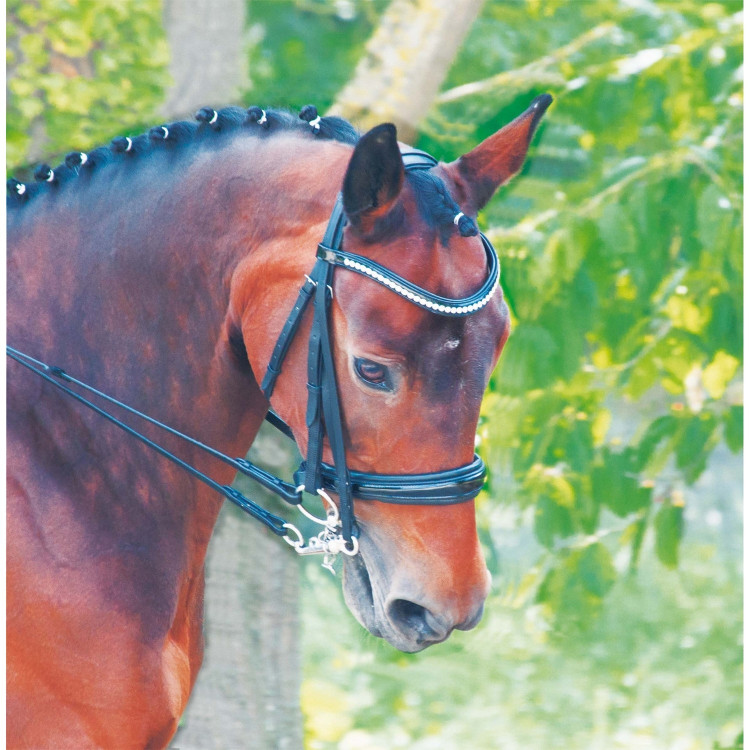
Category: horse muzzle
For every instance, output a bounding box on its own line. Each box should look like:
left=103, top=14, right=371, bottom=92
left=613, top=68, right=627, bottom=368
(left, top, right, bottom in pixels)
left=341, top=522, right=491, bottom=652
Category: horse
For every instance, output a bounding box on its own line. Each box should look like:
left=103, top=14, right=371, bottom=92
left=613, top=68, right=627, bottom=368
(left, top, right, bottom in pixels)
left=6, top=94, right=551, bottom=748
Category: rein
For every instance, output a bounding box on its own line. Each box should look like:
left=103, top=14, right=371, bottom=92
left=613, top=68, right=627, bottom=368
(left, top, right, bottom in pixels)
left=6, top=149, right=499, bottom=572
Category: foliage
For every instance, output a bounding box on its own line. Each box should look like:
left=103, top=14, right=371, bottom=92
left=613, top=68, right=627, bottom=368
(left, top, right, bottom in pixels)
left=6, top=0, right=169, bottom=172
left=302, top=541, right=742, bottom=749
left=414, top=0, right=743, bottom=633
left=246, top=0, right=387, bottom=112
left=5, top=0, right=382, bottom=171
left=297, top=1, right=742, bottom=745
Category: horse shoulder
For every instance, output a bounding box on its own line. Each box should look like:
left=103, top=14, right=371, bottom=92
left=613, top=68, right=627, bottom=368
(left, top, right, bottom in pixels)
left=6, top=458, right=202, bottom=748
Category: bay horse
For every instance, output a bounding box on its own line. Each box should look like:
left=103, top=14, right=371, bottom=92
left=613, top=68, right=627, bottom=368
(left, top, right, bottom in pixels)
left=6, top=95, right=551, bottom=748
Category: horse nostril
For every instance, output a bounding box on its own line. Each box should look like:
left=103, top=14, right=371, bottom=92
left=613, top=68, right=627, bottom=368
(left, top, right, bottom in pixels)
left=387, top=598, right=446, bottom=642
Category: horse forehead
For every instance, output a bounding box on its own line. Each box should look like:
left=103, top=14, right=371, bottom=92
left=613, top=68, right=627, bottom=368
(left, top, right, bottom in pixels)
left=339, top=289, right=498, bottom=380
left=419, top=314, right=496, bottom=379
left=335, top=238, right=495, bottom=348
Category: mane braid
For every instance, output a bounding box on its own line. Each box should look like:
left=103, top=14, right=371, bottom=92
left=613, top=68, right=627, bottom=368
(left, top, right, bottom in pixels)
left=407, top=170, right=478, bottom=239
left=7, top=105, right=361, bottom=209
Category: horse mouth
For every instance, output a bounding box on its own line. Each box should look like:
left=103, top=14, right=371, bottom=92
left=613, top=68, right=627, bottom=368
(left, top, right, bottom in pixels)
left=341, top=549, right=382, bottom=639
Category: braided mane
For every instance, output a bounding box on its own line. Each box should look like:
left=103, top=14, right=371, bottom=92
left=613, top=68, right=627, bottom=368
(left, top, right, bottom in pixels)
left=6, top=105, right=360, bottom=208
left=7, top=103, right=477, bottom=236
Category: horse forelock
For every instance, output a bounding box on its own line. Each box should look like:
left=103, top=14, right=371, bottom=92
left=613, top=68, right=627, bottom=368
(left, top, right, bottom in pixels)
left=405, top=169, right=479, bottom=241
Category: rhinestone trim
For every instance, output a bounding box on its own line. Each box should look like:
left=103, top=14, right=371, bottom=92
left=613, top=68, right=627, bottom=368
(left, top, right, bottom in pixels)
left=340, top=255, right=498, bottom=315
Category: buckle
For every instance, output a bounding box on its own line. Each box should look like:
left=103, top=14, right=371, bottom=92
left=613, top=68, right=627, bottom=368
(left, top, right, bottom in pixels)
left=316, top=244, right=338, bottom=263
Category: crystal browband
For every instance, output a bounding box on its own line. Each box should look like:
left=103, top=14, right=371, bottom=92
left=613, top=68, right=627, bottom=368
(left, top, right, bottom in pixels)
left=316, top=233, right=500, bottom=317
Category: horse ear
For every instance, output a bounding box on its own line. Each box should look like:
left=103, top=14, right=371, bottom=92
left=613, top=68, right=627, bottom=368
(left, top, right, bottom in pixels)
left=444, top=94, right=553, bottom=214
left=342, top=123, right=404, bottom=234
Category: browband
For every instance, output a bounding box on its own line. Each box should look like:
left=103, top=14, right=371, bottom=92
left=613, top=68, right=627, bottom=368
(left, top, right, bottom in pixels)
left=316, top=234, right=499, bottom=316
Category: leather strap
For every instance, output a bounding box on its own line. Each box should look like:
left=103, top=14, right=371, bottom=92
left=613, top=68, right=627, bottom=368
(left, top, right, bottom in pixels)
left=315, top=261, right=355, bottom=541
left=261, top=277, right=316, bottom=398
left=316, top=232, right=498, bottom=317
left=6, top=347, right=294, bottom=533
left=303, top=260, right=327, bottom=496
left=295, top=453, right=485, bottom=505
left=400, top=149, right=438, bottom=170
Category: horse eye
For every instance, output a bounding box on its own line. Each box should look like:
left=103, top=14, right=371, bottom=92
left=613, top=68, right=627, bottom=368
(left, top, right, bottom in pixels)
left=354, top=358, right=392, bottom=391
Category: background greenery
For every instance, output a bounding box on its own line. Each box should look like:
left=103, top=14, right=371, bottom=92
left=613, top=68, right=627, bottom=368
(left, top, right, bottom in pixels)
left=7, top=0, right=168, bottom=169
left=7, top=1, right=742, bottom=748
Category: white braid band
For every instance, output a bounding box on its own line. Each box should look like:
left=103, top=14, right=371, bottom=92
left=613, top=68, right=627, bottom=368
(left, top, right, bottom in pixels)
left=309, top=115, right=321, bottom=130
left=258, top=110, right=267, bottom=125
left=208, top=109, right=218, bottom=124
left=453, top=212, right=464, bottom=226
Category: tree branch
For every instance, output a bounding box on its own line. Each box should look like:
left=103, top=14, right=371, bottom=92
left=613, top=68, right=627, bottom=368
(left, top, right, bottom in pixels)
left=329, top=0, right=485, bottom=141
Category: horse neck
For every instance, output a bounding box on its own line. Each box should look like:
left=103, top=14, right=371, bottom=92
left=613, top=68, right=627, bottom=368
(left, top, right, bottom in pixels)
left=7, top=133, right=351, bottom=538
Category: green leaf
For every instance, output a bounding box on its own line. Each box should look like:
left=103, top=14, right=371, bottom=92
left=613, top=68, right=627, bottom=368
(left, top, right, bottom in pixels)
left=696, top=183, right=734, bottom=251
left=496, top=324, right=560, bottom=393
left=577, top=542, right=616, bottom=598
left=635, top=415, right=679, bottom=471
left=597, top=200, right=637, bottom=260
left=723, top=406, right=743, bottom=453
left=675, top=414, right=719, bottom=484
left=591, top=449, right=651, bottom=517
left=707, top=293, right=742, bottom=358
left=534, top=495, right=575, bottom=549
left=702, top=351, right=739, bottom=399
left=535, top=542, right=616, bottom=632
left=654, top=498, right=685, bottom=568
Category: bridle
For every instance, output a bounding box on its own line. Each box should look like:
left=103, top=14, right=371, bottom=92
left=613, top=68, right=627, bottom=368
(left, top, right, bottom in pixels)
left=7, top=149, right=500, bottom=572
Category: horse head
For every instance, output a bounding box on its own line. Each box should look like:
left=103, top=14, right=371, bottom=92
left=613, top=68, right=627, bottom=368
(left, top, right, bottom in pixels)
left=237, top=96, right=551, bottom=652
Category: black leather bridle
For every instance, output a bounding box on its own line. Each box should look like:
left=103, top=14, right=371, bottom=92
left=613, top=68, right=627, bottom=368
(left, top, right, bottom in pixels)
left=7, top=149, right=500, bottom=566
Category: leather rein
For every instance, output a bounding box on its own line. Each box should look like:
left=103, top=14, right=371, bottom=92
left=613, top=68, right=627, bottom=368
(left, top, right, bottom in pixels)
left=6, top=149, right=499, bottom=571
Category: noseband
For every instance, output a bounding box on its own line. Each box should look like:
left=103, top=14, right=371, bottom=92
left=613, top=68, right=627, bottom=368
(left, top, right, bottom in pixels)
left=7, top=149, right=500, bottom=569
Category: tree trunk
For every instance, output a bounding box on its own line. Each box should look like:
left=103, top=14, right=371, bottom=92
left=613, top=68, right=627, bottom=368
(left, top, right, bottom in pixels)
left=328, top=0, right=486, bottom=142
left=161, top=0, right=249, bottom=118
left=172, top=422, right=303, bottom=750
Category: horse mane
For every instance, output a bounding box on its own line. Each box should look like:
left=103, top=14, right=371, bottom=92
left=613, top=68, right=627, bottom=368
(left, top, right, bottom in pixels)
left=7, top=103, right=478, bottom=237
left=6, top=105, right=360, bottom=208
